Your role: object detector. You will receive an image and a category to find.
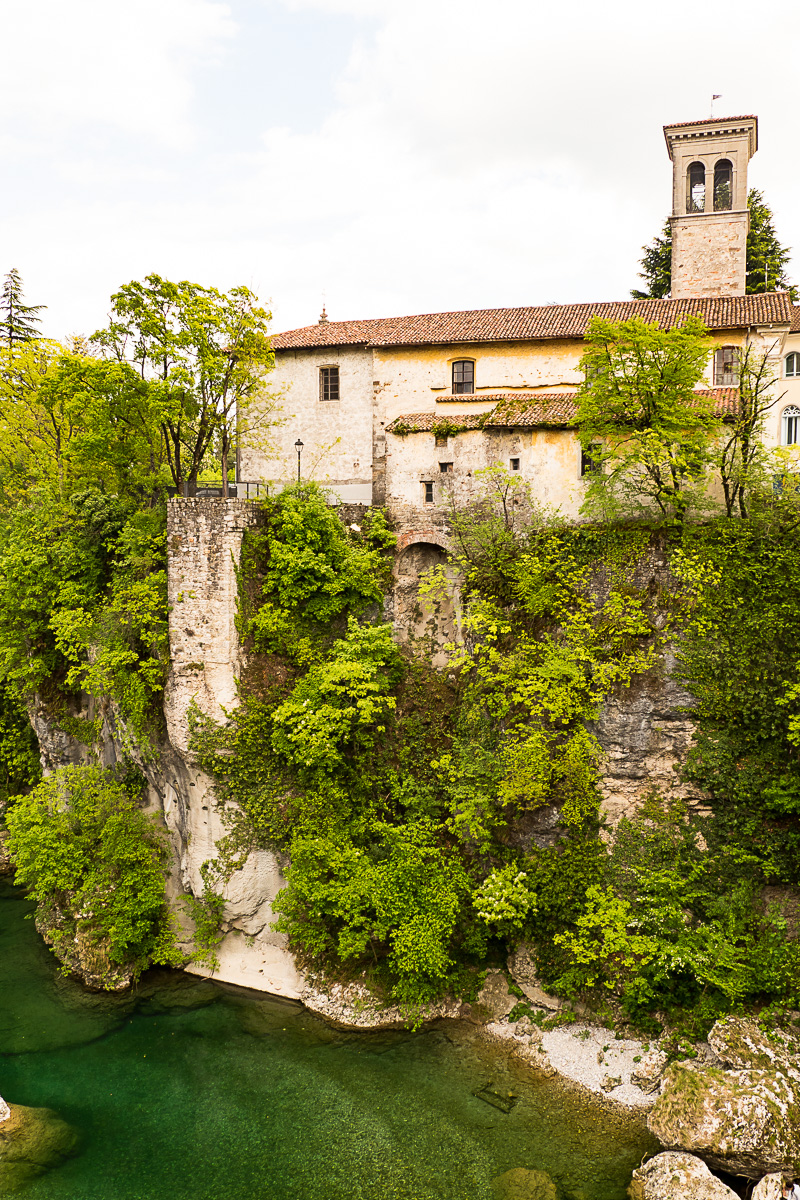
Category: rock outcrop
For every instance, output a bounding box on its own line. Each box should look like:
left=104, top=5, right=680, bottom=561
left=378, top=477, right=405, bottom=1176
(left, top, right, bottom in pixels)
left=627, top=1151, right=739, bottom=1199
left=752, top=1175, right=784, bottom=1200
left=648, top=1058, right=800, bottom=1178
left=33, top=902, right=135, bottom=992
left=0, top=1100, right=78, bottom=1193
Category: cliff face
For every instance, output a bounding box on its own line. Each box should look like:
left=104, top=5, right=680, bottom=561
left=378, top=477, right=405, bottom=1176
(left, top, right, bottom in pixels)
left=26, top=499, right=702, bottom=1000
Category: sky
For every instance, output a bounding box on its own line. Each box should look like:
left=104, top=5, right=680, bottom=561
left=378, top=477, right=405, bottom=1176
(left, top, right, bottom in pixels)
left=3, top=0, right=800, bottom=341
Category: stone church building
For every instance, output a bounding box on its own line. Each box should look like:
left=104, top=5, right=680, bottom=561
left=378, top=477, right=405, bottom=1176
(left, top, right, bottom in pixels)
left=240, top=114, right=800, bottom=523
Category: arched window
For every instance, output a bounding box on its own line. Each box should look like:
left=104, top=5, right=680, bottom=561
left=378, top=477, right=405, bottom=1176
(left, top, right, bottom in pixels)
left=452, top=360, right=474, bottom=394
left=782, top=405, right=800, bottom=445
left=786, top=353, right=800, bottom=378
left=714, top=160, right=733, bottom=211
left=687, top=162, right=706, bottom=213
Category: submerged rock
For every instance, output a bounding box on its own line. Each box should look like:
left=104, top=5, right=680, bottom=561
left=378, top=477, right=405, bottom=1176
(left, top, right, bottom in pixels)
left=492, top=1166, right=557, bottom=1200
left=648, top=1059, right=800, bottom=1178
left=0, top=1101, right=78, bottom=1193
left=627, top=1151, right=739, bottom=1199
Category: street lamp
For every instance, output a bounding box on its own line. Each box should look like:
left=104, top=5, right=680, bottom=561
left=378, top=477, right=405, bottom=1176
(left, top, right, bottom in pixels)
left=294, top=438, right=304, bottom=483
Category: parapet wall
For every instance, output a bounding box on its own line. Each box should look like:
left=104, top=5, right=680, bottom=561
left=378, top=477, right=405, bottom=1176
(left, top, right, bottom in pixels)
left=165, top=498, right=265, bottom=756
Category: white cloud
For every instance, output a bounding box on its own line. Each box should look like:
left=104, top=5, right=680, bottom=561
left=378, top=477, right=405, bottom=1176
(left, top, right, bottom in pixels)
left=3, top=0, right=800, bottom=340
left=1, top=0, right=235, bottom=144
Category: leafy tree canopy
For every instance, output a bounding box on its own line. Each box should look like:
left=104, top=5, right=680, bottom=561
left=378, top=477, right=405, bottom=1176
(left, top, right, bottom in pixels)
left=576, top=315, right=717, bottom=523
left=91, top=275, right=275, bottom=490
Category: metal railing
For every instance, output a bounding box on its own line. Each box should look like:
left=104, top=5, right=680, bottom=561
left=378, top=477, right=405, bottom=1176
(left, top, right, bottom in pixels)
left=168, top=481, right=268, bottom=500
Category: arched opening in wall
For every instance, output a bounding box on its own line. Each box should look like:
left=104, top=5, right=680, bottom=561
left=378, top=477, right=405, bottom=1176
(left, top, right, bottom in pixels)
left=782, top=405, right=800, bottom=445
left=687, top=162, right=706, bottom=213
left=714, top=159, right=733, bottom=211
left=393, top=541, right=460, bottom=669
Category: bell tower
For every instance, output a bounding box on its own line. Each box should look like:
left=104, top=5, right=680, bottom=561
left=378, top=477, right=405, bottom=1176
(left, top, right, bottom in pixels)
left=663, top=115, right=758, bottom=298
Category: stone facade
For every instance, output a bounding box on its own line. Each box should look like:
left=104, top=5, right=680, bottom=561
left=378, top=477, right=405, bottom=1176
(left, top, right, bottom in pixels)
left=664, top=115, right=758, bottom=299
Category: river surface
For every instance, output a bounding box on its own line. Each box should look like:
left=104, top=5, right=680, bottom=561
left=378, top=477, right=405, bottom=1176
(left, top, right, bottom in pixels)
left=0, top=880, right=657, bottom=1199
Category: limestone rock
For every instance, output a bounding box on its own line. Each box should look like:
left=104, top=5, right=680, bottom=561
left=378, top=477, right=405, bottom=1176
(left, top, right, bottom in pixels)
left=0, top=1102, right=79, bottom=1193
left=649, top=1060, right=800, bottom=1178
left=627, top=1151, right=739, bottom=1199
left=708, top=1015, right=800, bottom=1081
left=751, top=1175, right=784, bottom=1200
left=0, top=1097, right=9, bottom=1123
left=492, top=1167, right=557, bottom=1200
left=506, top=944, right=562, bottom=1011
left=472, top=970, right=518, bottom=1022
left=34, top=903, right=135, bottom=992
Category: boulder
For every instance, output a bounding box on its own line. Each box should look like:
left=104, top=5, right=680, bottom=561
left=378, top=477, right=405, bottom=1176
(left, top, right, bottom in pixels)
left=506, top=945, right=562, bottom=1011
left=649, top=1059, right=800, bottom=1179
left=471, top=971, right=518, bottom=1022
left=34, top=902, right=135, bottom=991
left=751, top=1175, right=784, bottom=1200
left=492, top=1167, right=558, bottom=1200
left=0, top=1102, right=79, bottom=1193
left=627, top=1151, right=739, bottom=1199
left=709, top=1016, right=800, bottom=1081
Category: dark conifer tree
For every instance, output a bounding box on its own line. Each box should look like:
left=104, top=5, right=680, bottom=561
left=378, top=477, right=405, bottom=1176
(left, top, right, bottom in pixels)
left=631, top=191, right=798, bottom=302
left=0, top=269, right=46, bottom=348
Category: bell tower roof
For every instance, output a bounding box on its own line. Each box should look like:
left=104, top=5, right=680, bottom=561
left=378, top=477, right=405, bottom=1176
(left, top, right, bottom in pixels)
left=663, top=115, right=758, bottom=160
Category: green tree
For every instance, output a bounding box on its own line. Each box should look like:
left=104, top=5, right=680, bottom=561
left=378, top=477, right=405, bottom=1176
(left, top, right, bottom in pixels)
left=631, top=220, right=672, bottom=300
left=91, top=275, right=275, bottom=493
left=632, top=191, right=798, bottom=301
left=746, top=189, right=797, bottom=298
left=0, top=269, right=46, bottom=348
left=576, top=315, right=717, bottom=523
left=716, top=342, right=785, bottom=518
left=6, top=765, right=180, bottom=982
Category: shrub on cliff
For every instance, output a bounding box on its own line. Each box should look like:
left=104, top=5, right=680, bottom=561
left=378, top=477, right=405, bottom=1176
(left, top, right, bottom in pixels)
left=6, top=764, right=179, bottom=984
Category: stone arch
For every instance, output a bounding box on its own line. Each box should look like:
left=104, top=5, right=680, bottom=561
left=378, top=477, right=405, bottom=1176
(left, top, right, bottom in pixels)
left=393, top=540, right=461, bottom=669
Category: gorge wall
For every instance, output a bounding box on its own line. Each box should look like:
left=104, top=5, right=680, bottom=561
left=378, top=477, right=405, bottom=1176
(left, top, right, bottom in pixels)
left=31, top=498, right=703, bottom=999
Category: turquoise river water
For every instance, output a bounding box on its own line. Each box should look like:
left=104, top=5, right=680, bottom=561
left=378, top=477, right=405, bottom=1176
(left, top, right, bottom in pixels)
left=0, top=880, right=657, bottom=1199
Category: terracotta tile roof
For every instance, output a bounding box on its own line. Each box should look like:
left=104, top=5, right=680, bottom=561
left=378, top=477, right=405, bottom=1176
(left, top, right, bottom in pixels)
left=665, top=115, right=757, bottom=130
left=274, top=294, right=791, bottom=350
left=386, top=389, right=740, bottom=433
left=791, top=307, right=800, bottom=334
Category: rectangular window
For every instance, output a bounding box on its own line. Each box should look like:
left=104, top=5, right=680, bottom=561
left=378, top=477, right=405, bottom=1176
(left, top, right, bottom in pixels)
left=510, top=457, right=520, bottom=471
left=439, top=462, right=453, bottom=473
left=581, top=444, right=601, bottom=477
left=320, top=366, right=340, bottom=402
left=423, top=481, right=434, bottom=503
left=435, top=434, right=448, bottom=447
left=714, top=347, right=739, bottom=386
left=452, top=360, right=474, bottom=394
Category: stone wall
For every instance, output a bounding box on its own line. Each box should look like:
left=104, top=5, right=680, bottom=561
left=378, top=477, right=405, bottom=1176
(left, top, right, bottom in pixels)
left=160, top=498, right=304, bottom=997
left=670, top=212, right=748, bottom=299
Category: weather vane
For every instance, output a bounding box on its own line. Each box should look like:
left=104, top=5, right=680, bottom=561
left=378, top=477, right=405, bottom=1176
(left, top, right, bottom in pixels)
left=711, top=94, right=722, bottom=118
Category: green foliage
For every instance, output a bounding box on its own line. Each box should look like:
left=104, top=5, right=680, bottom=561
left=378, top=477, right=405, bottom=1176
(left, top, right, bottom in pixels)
left=746, top=189, right=799, bottom=300
left=6, top=765, right=179, bottom=980
left=0, top=682, right=41, bottom=804
left=271, top=619, right=402, bottom=776
left=576, top=315, right=717, bottom=523
left=238, top=484, right=395, bottom=665
left=272, top=819, right=477, bottom=1007
left=631, top=219, right=672, bottom=300
left=91, top=274, right=275, bottom=489
left=474, top=865, right=534, bottom=935
left=0, top=493, right=168, bottom=747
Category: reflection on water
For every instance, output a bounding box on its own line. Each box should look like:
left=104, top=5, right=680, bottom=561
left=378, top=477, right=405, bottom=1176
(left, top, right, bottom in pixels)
left=0, top=881, right=656, bottom=1198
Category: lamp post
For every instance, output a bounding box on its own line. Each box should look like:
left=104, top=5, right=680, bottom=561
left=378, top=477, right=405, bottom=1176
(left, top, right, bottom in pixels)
left=294, top=438, right=304, bottom=483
